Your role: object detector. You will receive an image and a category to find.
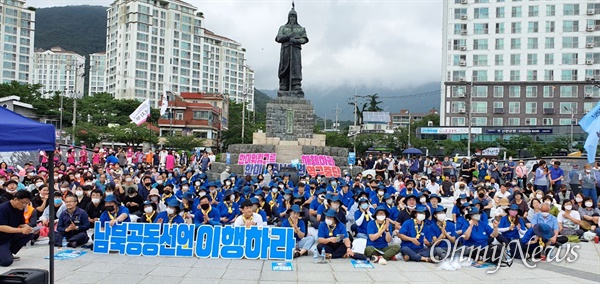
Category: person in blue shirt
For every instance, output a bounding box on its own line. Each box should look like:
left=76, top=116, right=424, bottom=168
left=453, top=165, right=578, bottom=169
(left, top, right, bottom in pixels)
left=462, top=206, right=499, bottom=260
left=218, top=190, right=239, bottom=225
left=316, top=193, right=333, bottom=221
left=240, top=186, right=254, bottom=203
left=353, top=197, right=374, bottom=239
left=317, top=209, right=354, bottom=259
left=278, top=189, right=294, bottom=218
left=517, top=223, right=553, bottom=260
left=370, top=185, right=387, bottom=207
left=326, top=178, right=341, bottom=195
left=452, top=193, right=471, bottom=222
left=207, top=182, right=222, bottom=206
left=398, top=180, right=419, bottom=198
left=428, top=206, right=457, bottom=261
left=548, top=161, right=564, bottom=193
left=282, top=204, right=315, bottom=258
left=454, top=202, right=471, bottom=235
left=194, top=195, right=221, bottom=226
left=309, top=189, right=326, bottom=228
left=529, top=203, right=567, bottom=246
left=250, top=197, right=268, bottom=225
left=399, top=206, right=433, bottom=262
left=338, top=182, right=354, bottom=211
left=99, top=195, right=131, bottom=229
left=156, top=199, right=184, bottom=225
left=498, top=204, right=527, bottom=241
left=365, top=206, right=400, bottom=264
left=56, top=195, right=90, bottom=248
left=161, top=184, right=177, bottom=207
left=266, top=185, right=283, bottom=213
left=428, top=194, right=443, bottom=218
left=382, top=193, right=399, bottom=222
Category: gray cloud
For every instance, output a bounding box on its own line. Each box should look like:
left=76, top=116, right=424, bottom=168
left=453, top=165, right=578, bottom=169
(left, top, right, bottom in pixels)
left=26, top=0, right=442, bottom=91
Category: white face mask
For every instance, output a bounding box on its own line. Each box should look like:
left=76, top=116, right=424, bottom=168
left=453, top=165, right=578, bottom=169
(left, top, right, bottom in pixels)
left=230, top=195, right=235, bottom=202
left=472, top=214, right=481, bottom=221
left=585, top=202, right=593, bottom=208
left=575, top=197, right=583, bottom=203
left=378, top=191, right=384, bottom=196
left=157, top=180, right=163, bottom=184
left=420, top=197, right=426, bottom=203
left=144, top=207, right=153, bottom=214
left=35, top=182, right=44, bottom=187
left=485, top=182, right=491, bottom=187
left=564, top=205, right=572, bottom=211
left=360, top=203, right=369, bottom=210
left=544, top=201, right=551, bottom=205
left=325, top=219, right=333, bottom=226
left=166, top=208, right=175, bottom=215
left=278, top=184, right=284, bottom=189
left=106, top=192, right=113, bottom=196
left=199, top=191, right=206, bottom=197
left=386, top=199, right=393, bottom=205
left=151, top=196, right=159, bottom=202
left=437, top=214, right=446, bottom=222
left=536, top=194, right=543, bottom=199
left=416, top=213, right=426, bottom=221
left=272, top=188, right=278, bottom=193
left=75, top=191, right=83, bottom=197
left=92, top=198, right=100, bottom=204
left=60, top=187, right=68, bottom=193
left=376, top=215, right=386, bottom=221
left=541, top=212, right=549, bottom=217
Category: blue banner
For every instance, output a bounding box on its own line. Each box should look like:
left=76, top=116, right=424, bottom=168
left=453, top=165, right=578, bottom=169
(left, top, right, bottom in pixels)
left=93, top=222, right=295, bottom=261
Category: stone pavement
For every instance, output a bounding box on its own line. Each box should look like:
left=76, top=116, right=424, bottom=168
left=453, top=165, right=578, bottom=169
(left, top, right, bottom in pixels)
left=1, top=240, right=599, bottom=284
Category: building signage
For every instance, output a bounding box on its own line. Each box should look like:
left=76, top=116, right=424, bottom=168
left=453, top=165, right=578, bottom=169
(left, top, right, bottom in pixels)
left=420, top=127, right=483, bottom=134
left=485, top=129, right=553, bottom=134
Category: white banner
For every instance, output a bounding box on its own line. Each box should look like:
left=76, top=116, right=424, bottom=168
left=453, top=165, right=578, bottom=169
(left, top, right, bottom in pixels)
left=160, top=90, right=168, bottom=116
left=129, top=99, right=151, bottom=126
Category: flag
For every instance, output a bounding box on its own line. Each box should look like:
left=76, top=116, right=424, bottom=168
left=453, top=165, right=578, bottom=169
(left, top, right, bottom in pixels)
left=160, top=90, right=168, bottom=116
left=129, top=99, right=151, bottom=126
left=579, top=100, right=600, bottom=163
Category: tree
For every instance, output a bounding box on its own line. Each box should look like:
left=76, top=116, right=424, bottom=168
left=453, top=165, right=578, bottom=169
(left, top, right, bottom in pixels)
left=364, top=94, right=383, bottom=112
left=0, top=81, right=44, bottom=102
left=108, top=124, right=158, bottom=147
left=74, top=122, right=108, bottom=147
left=325, top=132, right=352, bottom=148
left=220, top=101, right=258, bottom=148
left=164, top=136, right=204, bottom=151
left=440, top=139, right=466, bottom=156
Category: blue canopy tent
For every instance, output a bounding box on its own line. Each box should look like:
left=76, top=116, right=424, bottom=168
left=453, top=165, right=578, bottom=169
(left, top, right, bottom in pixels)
left=0, top=107, right=56, bottom=283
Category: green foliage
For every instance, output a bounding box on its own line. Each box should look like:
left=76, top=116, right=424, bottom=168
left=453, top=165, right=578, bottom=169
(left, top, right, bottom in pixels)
left=324, top=132, right=352, bottom=148
left=364, top=94, right=383, bottom=112
left=108, top=124, right=158, bottom=147
left=164, top=136, right=204, bottom=151
left=221, top=101, right=261, bottom=147
left=440, top=139, right=466, bottom=156
left=74, top=122, right=108, bottom=147
left=253, top=89, right=272, bottom=114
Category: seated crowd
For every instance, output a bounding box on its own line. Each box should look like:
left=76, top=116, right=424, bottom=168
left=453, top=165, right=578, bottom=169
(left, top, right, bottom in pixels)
left=1, top=153, right=599, bottom=268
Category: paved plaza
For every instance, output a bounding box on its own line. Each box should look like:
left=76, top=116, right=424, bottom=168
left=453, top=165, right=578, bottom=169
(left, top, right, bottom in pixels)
left=1, top=240, right=598, bottom=283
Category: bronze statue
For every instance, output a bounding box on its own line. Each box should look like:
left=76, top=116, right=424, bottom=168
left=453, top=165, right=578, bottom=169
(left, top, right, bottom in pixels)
left=276, top=2, right=308, bottom=95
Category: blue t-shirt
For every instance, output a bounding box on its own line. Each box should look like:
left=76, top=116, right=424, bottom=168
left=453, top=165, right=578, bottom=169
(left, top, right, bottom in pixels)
left=498, top=216, right=526, bottom=241
left=281, top=218, right=307, bottom=242
left=366, top=220, right=392, bottom=248
left=354, top=208, right=375, bottom=234
left=193, top=206, right=221, bottom=226
left=99, top=206, right=131, bottom=227
left=399, top=219, right=431, bottom=251
left=463, top=220, right=493, bottom=248
left=427, top=221, right=457, bottom=248
left=549, top=167, right=564, bottom=185
left=217, top=201, right=239, bottom=224
left=317, top=221, right=348, bottom=239
left=155, top=211, right=184, bottom=224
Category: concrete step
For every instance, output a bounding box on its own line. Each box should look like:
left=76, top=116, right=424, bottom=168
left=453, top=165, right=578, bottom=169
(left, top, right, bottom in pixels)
left=275, top=145, right=303, bottom=163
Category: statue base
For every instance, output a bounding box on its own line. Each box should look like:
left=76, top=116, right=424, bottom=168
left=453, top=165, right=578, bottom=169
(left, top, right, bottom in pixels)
left=277, top=90, right=304, bottom=98
left=266, top=96, right=314, bottom=141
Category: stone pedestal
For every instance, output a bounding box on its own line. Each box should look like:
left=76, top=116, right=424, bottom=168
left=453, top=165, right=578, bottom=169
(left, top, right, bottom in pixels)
left=266, top=96, right=314, bottom=141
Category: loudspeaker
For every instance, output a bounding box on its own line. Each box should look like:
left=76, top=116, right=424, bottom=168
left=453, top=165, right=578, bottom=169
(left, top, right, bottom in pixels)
left=0, top=269, right=48, bottom=284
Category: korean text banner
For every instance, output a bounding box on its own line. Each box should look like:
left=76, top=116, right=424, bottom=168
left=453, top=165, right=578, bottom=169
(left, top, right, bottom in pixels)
left=93, top=222, right=295, bottom=261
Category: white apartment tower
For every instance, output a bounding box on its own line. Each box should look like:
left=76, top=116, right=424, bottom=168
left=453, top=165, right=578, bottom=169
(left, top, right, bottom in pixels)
left=105, top=0, right=254, bottom=109
left=441, top=0, right=600, bottom=128
left=88, top=52, right=106, bottom=94
left=0, top=0, right=34, bottom=84
left=32, top=46, right=85, bottom=97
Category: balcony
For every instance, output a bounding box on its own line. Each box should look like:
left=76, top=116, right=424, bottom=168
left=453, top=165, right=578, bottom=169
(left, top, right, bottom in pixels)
left=493, top=108, right=504, bottom=114
left=543, top=108, right=555, bottom=115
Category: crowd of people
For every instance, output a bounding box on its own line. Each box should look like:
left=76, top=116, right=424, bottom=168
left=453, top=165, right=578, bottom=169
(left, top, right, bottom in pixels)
left=1, top=147, right=599, bottom=268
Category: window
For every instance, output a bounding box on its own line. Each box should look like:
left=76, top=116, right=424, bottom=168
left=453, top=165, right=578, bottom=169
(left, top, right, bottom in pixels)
left=474, top=8, right=489, bottom=19
left=563, top=20, right=579, bottom=32
left=473, top=39, right=488, bottom=50
left=544, top=54, right=554, bottom=65
left=545, top=37, right=554, bottom=48
left=559, top=102, right=578, bottom=114
left=525, top=118, right=537, bottom=126
left=525, top=102, right=537, bottom=114
left=544, top=70, right=554, bottom=81
left=527, top=38, right=538, bottom=49
left=493, top=86, right=504, bottom=97
left=474, top=23, right=489, bottom=35
left=454, top=24, right=467, bottom=35
left=511, top=6, right=522, bottom=17
left=542, top=118, right=553, bottom=126
left=586, top=69, right=600, bottom=80
left=496, top=7, right=505, bottom=18
left=527, top=70, right=538, bottom=81
left=510, top=54, right=521, bottom=65
left=471, top=117, right=487, bottom=126
left=509, top=86, right=521, bottom=97
left=543, top=102, right=554, bottom=109
left=584, top=102, right=594, bottom=113
left=511, top=22, right=521, bottom=33
left=453, top=55, right=467, bottom=66
left=526, top=86, right=537, bottom=97
left=527, top=54, right=537, bottom=65
left=472, top=102, right=487, bottom=113
left=454, top=8, right=467, bottom=19
left=560, top=86, right=578, bottom=98
left=508, top=117, right=520, bottom=126
left=451, top=101, right=466, bottom=112
left=562, top=53, right=578, bottom=65
left=562, top=37, right=579, bottom=48
left=546, top=5, right=556, bottom=16
left=492, top=118, right=503, bottom=126
left=473, top=55, right=488, bottom=66
left=494, top=70, right=504, bottom=81
left=473, top=70, right=487, bottom=81
left=510, top=70, right=520, bottom=81
left=451, top=117, right=466, bottom=126
left=563, top=4, right=580, bottom=16
left=495, top=38, right=504, bottom=50
left=474, top=86, right=488, bottom=97
left=495, top=54, right=504, bottom=65
left=452, top=86, right=467, bottom=97
left=528, top=5, right=539, bottom=17
left=193, top=111, right=211, bottom=120
left=543, top=86, right=554, bottom=98
left=559, top=119, right=571, bottom=126
left=510, top=38, right=521, bottom=49
left=528, top=22, right=539, bottom=33
left=561, top=70, right=578, bottom=81
left=493, top=101, right=504, bottom=109
left=495, top=23, right=505, bottom=34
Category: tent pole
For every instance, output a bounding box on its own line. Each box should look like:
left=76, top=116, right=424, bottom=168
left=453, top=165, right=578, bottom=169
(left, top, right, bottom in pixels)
left=47, top=151, right=55, bottom=284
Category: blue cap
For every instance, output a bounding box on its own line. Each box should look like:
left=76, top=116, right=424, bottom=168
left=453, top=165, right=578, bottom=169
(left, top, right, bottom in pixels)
left=197, top=187, right=208, bottom=192
left=207, top=182, right=216, bottom=188
left=460, top=202, right=471, bottom=209
left=383, top=193, right=392, bottom=200
left=467, top=206, right=480, bottom=215
left=243, top=186, right=253, bottom=195
left=429, top=194, right=442, bottom=202
left=182, top=192, right=195, bottom=201
left=508, top=204, right=521, bottom=211
left=167, top=199, right=180, bottom=208
left=288, top=204, right=301, bottom=213
left=434, top=206, right=446, bottom=214
left=254, top=189, right=264, bottom=197
left=250, top=197, right=259, bottom=204
left=330, top=195, right=341, bottom=203
left=224, top=189, right=234, bottom=197
left=533, top=224, right=553, bottom=241
left=325, top=193, right=333, bottom=200
left=293, top=193, right=303, bottom=200
left=104, top=195, right=117, bottom=203
left=283, top=189, right=293, bottom=195
left=374, top=205, right=390, bottom=217
left=414, top=205, right=428, bottom=213
left=324, top=209, right=338, bottom=219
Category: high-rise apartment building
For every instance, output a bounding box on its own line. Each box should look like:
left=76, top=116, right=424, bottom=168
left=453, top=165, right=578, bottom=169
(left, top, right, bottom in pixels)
left=0, top=0, right=34, bottom=84
left=88, top=52, right=106, bottom=95
left=441, top=0, right=600, bottom=131
left=32, top=46, right=85, bottom=97
left=105, top=0, right=254, bottom=109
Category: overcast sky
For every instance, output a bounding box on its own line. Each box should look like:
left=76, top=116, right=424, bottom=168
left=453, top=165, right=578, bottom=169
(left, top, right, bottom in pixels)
left=26, top=0, right=443, bottom=90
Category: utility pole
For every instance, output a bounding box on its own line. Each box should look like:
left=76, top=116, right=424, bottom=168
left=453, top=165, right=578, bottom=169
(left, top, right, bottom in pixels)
left=59, top=88, right=65, bottom=144
left=333, top=103, right=342, bottom=131
left=323, top=115, right=327, bottom=131
left=407, top=111, right=411, bottom=147
left=352, top=87, right=358, bottom=154
left=467, top=80, right=473, bottom=159
left=241, top=92, right=246, bottom=143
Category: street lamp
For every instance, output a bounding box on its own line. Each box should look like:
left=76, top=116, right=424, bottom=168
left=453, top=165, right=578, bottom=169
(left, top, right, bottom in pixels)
left=407, top=111, right=411, bottom=147
left=466, top=80, right=473, bottom=159
left=563, top=106, right=575, bottom=150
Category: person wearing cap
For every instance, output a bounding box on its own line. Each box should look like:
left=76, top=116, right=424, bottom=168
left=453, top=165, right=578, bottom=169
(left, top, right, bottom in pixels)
left=249, top=197, right=268, bottom=226
left=370, top=185, right=387, bottom=207
left=282, top=204, right=314, bottom=258
left=317, top=209, right=354, bottom=259
left=399, top=206, right=433, bottom=262
left=429, top=206, right=457, bottom=260
left=338, top=182, right=353, bottom=211
left=56, top=195, right=90, bottom=248
left=254, top=191, right=273, bottom=221
left=451, top=193, right=470, bottom=222
left=354, top=197, right=374, bottom=239
left=326, top=178, right=340, bottom=195
left=99, top=195, right=130, bottom=228
left=519, top=223, right=554, bottom=260
left=308, top=188, right=326, bottom=228
left=180, top=192, right=196, bottom=223
left=427, top=194, right=442, bottom=218
left=498, top=204, right=527, bottom=241
left=365, top=206, right=400, bottom=264
left=462, top=206, right=499, bottom=259
left=218, top=190, right=239, bottom=225
left=0, top=179, right=19, bottom=203
left=234, top=199, right=263, bottom=228
left=194, top=195, right=221, bottom=226
left=382, top=193, right=399, bottom=222
left=138, top=201, right=158, bottom=223
left=123, top=184, right=144, bottom=216
left=278, top=189, right=294, bottom=218
left=325, top=195, right=347, bottom=224
left=266, top=185, right=283, bottom=213
left=416, top=192, right=430, bottom=216
left=147, top=188, right=166, bottom=212
left=204, top=182, right=220, bottom=206
left=454, top=202, right=471, bottom=235
left=155, top=199, right=184, bottom=225
left=396, top=193, right=418, bottom=227
left=398, top=179, right=418, bottom=198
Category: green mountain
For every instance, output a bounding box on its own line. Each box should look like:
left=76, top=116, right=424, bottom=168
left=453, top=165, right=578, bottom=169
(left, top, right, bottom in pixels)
left=253, top=88, right=272, bottom=114
left=34, top=6, right=107, bottom=55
